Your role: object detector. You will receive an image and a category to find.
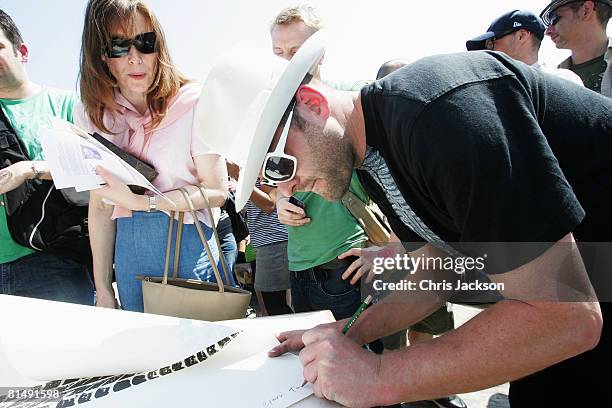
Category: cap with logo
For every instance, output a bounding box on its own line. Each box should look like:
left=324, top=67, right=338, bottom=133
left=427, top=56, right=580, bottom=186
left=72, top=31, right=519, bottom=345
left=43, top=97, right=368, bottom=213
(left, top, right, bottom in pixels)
left=466, top=10, right=546, bottom=51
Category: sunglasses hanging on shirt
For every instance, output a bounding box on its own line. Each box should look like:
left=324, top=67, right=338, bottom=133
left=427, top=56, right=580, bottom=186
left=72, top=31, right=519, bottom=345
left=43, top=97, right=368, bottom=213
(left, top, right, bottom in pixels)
left=105, top=31, right=157, bottom=58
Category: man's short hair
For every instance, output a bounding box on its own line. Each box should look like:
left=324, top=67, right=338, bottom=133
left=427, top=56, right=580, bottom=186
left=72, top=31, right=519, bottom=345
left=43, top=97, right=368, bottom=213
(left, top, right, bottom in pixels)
left=0, top=9, right=24, bottom=55
left=376, top=59, right=410, bottom=80
left=568, top=1, right=612, bottom=26
left=270, top=4, right=323, bottom=33
left=531, top=36, right=543, bottom=52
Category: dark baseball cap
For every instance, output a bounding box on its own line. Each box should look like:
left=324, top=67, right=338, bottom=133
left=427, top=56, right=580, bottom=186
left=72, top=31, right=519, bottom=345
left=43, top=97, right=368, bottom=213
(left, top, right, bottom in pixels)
left=466, top=10, right=546, bottom=51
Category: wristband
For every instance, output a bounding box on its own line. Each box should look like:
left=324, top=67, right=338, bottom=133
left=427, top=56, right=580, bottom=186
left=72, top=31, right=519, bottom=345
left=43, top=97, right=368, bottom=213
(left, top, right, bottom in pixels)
left=147, top=195, right=157, bottom=212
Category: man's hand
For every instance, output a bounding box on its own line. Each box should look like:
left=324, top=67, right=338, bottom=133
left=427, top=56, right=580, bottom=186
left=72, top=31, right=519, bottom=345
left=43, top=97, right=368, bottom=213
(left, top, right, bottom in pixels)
left=0, top=161, right=34, bottom=195
left=338, top=246, right=384, bottom=285
left=300, top=327, right=383, bottom=407
left=268, top=330, right=307, bottom=357
left=95, top=166, right=146, bottom=210
left=276, top=196, right=310, bottom=226
left=268, top=321, right=346, bottom=357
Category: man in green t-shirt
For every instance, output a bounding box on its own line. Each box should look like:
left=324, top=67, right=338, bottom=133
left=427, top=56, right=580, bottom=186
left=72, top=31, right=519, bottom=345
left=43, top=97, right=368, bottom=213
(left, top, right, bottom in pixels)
left=0, top=9, right=93, bottom=305
left=541, top=0, right=611, bottom=96
left=270, top=5, right=370, bottom=322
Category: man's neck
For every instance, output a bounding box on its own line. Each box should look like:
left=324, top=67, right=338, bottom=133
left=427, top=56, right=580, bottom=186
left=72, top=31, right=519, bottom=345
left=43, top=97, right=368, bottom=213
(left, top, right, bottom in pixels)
left=343, top=93, right=366, bottom=168
left=0, top=80, right=41, bottom=100
left=323, top=86, right=366, bottom=167
left=570, top=30, right=609, bottom=65
left=521, top=52, right=539, bottom=66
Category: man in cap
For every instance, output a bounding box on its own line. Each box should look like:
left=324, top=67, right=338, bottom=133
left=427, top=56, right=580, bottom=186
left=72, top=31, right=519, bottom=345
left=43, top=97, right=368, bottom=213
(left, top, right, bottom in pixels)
left=467, top=9, right=583, bottom=84
left=541, top=0, right=612, bottom=95
left=198, top=31, right=611, bottom=406
left=467, top=9, right=547, bottom=65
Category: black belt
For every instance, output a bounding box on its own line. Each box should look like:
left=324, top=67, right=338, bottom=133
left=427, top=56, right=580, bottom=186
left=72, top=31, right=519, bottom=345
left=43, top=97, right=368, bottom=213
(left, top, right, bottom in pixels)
left=290, top=268, right=329, bottom=282
left=290, top=256, right=358, bottom=283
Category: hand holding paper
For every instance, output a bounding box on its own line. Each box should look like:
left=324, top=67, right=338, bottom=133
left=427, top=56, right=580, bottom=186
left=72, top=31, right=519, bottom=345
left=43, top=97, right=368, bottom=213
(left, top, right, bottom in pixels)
left=95, top=166, right=147, bottom=211
left=38, top=118, right=171, bottom=203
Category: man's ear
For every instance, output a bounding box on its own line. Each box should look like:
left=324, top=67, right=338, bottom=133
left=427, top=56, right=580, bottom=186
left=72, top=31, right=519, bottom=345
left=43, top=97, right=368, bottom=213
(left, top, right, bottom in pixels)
left=17, top=43, right=28, bottom=63
left=582, top=0, right=596, bottom=21
left=517, top=29, right=529, bottom=43
left=295, top=85, right=331, bottom=120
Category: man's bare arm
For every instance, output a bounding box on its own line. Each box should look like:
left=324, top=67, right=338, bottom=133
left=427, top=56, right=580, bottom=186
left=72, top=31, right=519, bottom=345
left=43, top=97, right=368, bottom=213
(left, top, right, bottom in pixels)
left=377, top=298, right=600, bottom=404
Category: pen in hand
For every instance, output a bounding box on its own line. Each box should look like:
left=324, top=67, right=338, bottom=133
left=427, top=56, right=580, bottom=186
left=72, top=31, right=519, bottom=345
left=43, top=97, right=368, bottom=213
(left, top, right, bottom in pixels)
left=342, top=294, right=373, bottom=334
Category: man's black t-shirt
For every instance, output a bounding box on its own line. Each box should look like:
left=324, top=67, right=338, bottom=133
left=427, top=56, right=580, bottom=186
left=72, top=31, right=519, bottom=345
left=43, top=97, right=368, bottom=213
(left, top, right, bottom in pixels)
left=358, top=51, right=612, bottom=255
left=356, top=51, right=612, bottom=406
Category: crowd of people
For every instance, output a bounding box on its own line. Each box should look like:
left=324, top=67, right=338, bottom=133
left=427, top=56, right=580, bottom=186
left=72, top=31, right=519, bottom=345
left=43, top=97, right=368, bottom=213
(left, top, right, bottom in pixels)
left=0, top=0, right=610, bottom=407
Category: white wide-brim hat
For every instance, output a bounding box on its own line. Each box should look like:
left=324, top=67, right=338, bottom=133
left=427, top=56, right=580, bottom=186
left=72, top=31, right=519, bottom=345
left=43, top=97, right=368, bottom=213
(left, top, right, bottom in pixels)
left=194, top=31, right=327, bottom=211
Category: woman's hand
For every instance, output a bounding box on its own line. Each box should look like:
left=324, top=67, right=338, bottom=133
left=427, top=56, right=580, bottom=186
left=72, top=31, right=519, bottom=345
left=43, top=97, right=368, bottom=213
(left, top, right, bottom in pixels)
left=95, top=285, right=119, bottom=309
left=95, top=166, right=147, bottom=210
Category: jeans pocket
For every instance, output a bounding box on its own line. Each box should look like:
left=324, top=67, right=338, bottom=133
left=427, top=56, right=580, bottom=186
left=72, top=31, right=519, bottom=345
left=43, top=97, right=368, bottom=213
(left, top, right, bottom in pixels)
left=318, top=274, right=358, bottom=297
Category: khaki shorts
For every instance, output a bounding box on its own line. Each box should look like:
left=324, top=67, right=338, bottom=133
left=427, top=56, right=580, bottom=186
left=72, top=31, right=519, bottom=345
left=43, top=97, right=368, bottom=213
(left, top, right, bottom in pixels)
left=410, top=303, right=454, bottom=335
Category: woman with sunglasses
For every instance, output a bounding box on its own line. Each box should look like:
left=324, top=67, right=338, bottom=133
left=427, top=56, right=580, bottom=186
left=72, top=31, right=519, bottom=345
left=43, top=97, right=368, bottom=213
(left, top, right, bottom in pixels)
left=74, top=0, right=233, bottom=312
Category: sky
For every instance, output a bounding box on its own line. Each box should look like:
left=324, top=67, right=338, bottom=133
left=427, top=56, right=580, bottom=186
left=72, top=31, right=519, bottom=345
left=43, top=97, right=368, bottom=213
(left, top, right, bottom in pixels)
left=2, top=0, right=607, bottom=91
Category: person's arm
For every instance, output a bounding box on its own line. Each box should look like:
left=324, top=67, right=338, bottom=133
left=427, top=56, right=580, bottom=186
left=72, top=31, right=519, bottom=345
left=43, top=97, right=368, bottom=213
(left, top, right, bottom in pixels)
left=227, top=160, right=275, bottom=213
left=376, top=298, right=600, bottom=403
left=88, top=190, right=118, bottom=308
left=297, top=234, right=602, bottom=406
left=94, top=153, right=228, bottom=212
left=0, top=161, right=52, bottom=195
left=249, top=183, right=276, bottom=214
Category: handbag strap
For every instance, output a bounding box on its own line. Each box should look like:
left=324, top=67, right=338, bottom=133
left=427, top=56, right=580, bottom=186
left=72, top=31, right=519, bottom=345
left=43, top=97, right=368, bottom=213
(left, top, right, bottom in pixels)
left=196, top=186, right=232, bottom=284
left=177, top=188, right=225, bottom=293
left=162, top=210, right=175, bottom=285
left=173, top=212, right=185, bottom=279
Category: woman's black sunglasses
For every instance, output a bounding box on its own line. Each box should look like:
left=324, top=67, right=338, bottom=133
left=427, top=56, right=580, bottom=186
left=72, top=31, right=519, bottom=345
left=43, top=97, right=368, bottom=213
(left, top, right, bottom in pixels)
left=105, top=31, right=157, bottom=58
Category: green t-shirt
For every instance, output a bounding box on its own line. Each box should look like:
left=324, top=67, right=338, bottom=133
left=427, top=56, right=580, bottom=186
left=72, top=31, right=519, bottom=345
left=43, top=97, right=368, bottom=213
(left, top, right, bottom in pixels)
left=288, top=172, right=369, bottom=271
left=286, top=78, right=373, bottom=271
left=0, top=87, right=77, bottom=264
left=570, top=54, right=607, bottom=93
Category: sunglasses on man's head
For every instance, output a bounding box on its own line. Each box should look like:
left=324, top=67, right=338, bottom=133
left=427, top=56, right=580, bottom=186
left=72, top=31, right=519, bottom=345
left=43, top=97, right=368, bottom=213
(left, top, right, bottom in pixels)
left=541, top=0, right=598, bottom=26
left=105, top=31, right=156, bottom=58
left=548, top=10, right=563, bottom=26
left=261, top=100, right=298, bottom=187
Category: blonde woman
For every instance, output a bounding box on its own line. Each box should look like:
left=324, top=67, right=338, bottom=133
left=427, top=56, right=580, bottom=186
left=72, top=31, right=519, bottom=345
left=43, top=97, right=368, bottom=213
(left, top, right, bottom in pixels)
left=75, top=0, right=231, bottom=312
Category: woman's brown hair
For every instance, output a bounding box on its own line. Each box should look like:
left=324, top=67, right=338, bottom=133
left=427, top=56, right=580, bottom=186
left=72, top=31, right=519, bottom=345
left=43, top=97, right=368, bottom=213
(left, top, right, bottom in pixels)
left=79, top=0, right=189, bottom=133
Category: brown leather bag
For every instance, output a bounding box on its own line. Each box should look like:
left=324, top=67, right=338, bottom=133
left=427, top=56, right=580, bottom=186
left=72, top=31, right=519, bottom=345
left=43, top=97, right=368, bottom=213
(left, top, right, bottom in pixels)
left=341, top=191, right=391, bottom=246
left=140, top=187, right=251, bottom=321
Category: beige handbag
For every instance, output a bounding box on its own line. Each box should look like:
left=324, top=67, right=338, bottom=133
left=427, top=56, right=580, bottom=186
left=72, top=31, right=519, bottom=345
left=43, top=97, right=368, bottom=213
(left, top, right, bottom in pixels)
left=342, top=191, right=391, bottom=246
left=140, top=187, right=251, bottom=321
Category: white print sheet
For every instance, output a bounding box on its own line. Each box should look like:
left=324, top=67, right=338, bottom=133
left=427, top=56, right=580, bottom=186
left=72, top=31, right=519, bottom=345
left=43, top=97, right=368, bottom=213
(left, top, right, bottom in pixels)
left=0, top=295, right=337, bottom=408
left=38, top=119, right=169, bottom=201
